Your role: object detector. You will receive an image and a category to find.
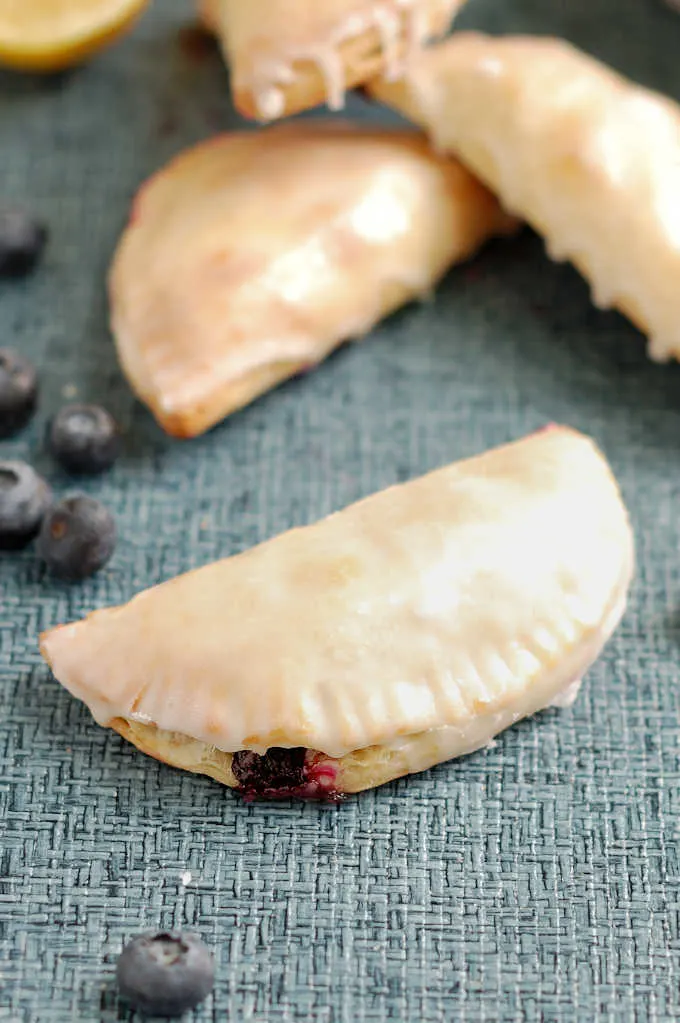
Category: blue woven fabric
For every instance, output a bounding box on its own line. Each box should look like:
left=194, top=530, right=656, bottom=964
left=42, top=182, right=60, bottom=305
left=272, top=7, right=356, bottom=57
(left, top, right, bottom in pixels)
left=1, top=1, right=680, bottom=1019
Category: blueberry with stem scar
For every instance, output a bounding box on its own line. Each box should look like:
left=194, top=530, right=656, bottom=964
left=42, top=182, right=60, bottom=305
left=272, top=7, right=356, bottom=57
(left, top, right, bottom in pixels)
left=116, top=932, right=214, bottom=1018
left=37, top=495, right=116, bottom=580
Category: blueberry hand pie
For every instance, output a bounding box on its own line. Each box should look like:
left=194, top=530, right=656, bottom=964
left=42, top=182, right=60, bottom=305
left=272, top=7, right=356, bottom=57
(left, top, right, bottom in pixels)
left=198, top=0, right=466, bottom=120
left=40, top=426, right=633, bottom=800
left=108, top=120, right=517, bottom=437
left=369, top=33, right=680, bottom=361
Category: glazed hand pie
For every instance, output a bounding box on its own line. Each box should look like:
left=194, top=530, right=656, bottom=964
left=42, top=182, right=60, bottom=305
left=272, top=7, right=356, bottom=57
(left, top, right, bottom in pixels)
left=40, top=426, right=634, bottom=800
left=369, top=33, right=680, bottom=361
left=109, top=121, right=517, bottom=438
left=198, top=0, right=466, bottom=120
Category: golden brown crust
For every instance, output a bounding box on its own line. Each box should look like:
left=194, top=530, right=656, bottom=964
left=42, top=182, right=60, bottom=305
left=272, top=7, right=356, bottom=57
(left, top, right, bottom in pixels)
left=124, top=357, right=310, bottom=439
left=112, top=718, right=240, bottom=787
left=112, top=717, right=428, bottom=793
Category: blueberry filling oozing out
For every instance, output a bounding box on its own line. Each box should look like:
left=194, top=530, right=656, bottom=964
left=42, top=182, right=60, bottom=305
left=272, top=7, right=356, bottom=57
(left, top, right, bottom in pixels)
left=231, top=747, right=306, bottom=793
left=231, top=747, right=341, bottom=800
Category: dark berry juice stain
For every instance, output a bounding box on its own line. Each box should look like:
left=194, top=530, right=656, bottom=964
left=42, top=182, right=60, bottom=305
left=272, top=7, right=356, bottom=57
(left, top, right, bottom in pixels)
left=231, top=748, right=343, bottom=802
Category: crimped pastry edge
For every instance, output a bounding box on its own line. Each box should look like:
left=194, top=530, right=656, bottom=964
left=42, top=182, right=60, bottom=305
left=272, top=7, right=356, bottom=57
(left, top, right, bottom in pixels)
left=107, top=580, right=630, bottom=796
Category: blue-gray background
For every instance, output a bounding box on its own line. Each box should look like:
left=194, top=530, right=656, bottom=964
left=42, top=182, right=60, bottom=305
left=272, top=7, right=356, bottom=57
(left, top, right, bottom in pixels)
left=2, top=1, right=680, bottom=1019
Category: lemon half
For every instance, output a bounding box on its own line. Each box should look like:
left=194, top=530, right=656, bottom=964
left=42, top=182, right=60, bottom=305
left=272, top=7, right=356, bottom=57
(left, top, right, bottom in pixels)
left=0, top=0, right=150, bottom=72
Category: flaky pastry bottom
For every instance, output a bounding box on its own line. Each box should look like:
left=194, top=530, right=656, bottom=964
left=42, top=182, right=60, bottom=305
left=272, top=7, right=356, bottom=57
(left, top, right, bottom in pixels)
left=112, top=717, right=442, bottom=795
left=111, top=697, right=547, bottom=797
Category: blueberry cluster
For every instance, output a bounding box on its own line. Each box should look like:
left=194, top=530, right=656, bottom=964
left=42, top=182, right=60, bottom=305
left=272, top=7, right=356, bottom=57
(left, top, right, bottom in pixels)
left=0, top=346, right=120, bottom=579
left=1, top=217, right=216, bottom=1016
left=0, top=210, right=122, bottom=579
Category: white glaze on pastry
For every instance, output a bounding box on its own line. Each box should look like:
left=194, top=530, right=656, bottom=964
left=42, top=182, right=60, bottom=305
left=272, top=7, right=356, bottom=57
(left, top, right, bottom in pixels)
left=199, top=0, right=465, bottom=119
left=40, top=426, right=634, bottom=796
left=109, top=121, right=517, bottom=438
left=369, top=33, right=680, bottom=361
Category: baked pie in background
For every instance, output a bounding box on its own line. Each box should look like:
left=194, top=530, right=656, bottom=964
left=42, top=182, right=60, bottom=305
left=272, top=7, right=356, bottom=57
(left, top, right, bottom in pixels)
left=109, top=120, right=517, bottom=438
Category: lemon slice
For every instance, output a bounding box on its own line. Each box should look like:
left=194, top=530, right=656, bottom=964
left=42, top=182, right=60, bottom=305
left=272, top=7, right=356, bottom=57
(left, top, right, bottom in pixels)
left=0, top=0, right=149, bottom=72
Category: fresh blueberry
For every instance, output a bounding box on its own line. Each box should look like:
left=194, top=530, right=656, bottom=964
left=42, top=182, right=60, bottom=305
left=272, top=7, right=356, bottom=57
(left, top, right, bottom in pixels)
left=0, top=349, right=38, bottom=438
left=47, top=404, right=121, bottom=475
left=37, top=495, right=116, bottom=580
left=0, top=461, right=51, bottom=550
left=0, top=208, right=48, bottom=277
left=116, top=932, right=214, bottom=1018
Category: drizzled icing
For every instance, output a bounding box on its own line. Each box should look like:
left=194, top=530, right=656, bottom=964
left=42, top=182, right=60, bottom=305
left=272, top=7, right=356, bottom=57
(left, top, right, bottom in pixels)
left=315, top=44, right=346, bottom=111
left=405, top=1, right=428, bottom=62
left=374, top=6, right=402, bottom=81
left=241, top=1, right=436, bottom=119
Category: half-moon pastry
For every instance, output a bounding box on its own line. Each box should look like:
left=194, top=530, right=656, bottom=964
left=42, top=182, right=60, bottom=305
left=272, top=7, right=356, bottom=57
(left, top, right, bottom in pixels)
left=369, top=33, right=680, bottom=361
left=198, top=0, right=466, bottom=120
left=109, top=121, right=518, bottom=438
left=40, top=426, right=634, bottom=800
